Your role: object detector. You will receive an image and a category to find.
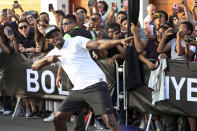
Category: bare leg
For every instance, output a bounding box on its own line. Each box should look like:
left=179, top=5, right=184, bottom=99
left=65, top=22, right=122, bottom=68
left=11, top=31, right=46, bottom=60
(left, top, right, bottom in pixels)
left=29, top=98, right=37, bottom=112
left=188, top=117, right=197, bottom=131
left=39, top=100, right=44, bottom=111
left=53, top=111, right=75, bottom=131
left=102, top=114, right=122, bottom=131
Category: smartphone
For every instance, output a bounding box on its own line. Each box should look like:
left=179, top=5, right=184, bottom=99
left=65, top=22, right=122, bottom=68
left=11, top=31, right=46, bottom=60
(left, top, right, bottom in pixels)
left=14, top=1, right=18, bottom=7
left=112, top=3, right=117, bottom=11
left=88, top=0, right=94, bottom=6
left=49, top=4, right=54, bottom=12
left=2, top=9, right=7, bottom=16
left=112, top=3, right=115, bottom=8
left=123, top=1, right=128, bottom=7
left=8, top=29, right=13, bottom=36
left=144, top=22, right=152, bottom=33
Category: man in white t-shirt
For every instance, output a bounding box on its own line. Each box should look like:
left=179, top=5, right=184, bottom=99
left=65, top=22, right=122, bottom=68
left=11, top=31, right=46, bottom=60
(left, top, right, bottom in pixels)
left=32, top=25, right=131, bottom=131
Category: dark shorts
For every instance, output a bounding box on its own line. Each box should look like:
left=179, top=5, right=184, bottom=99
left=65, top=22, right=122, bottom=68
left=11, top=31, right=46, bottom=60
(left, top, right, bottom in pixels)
left=58, top=82, right=114, bottom=115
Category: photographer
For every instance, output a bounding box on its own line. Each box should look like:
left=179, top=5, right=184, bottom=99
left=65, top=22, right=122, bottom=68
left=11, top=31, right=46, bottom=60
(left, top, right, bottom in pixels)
left=157, top=21, right=195, bottom=60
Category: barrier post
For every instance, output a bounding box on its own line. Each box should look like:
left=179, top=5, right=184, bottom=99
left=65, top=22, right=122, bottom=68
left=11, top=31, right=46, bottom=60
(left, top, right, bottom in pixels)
left=115, top=60, right=128, bottom=125
left=12, top=97, right=22, bottom=120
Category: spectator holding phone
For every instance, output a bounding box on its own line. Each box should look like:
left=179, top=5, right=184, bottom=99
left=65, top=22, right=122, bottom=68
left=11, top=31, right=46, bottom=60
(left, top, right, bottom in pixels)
left=75, top=7, right=89, bottom=27
left=122, top=0, right=128, bottom=13
left=12, top=1, right=24, bottom=13
left=104, top=3, right=117, bottom=27
left=26, top=13, right=36, bottom=28
left=1, top=23, right=19, bottom=53
left=49, top=4, right=65, bottom=29
left=107, top=23, right=125, bottom=64
left=35, top=18, right=53, bottom=53
left=144, top=4, right=156, bottom=27
left=39, top=12, right=50, bottom=23
left=157, top=21, right=195, bottom=60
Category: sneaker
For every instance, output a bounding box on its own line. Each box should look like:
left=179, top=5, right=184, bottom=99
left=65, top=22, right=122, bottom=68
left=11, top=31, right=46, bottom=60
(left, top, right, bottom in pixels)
left=43, top=113, right=54, bottom=122
left=25, top=108, right=32, bottom=118
left=3, top=110, right=12, bottom=115
left=0, top=108, right=4, bottom=113
left=139, top=120, right=145, bottom=129
left=26, top=111, right=41, bottom=119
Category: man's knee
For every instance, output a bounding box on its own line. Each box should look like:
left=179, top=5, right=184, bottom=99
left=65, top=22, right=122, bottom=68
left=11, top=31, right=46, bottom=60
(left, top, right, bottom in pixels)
left=52, top=112, right=72, bottom=125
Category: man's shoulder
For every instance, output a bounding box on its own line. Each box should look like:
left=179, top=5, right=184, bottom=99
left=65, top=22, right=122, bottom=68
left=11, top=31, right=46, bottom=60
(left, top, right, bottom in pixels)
left=69, top=27, right=92, bottom=39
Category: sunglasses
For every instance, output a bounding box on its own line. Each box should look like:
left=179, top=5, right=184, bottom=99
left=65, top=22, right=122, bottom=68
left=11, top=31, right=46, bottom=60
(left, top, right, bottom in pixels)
left=91, top=18, right=98, bottom=22
left=62, top=21, right=72, bottom=25
left=27, top=15, right=35, bottom=19
left=18, top=25, right=28, bottom=30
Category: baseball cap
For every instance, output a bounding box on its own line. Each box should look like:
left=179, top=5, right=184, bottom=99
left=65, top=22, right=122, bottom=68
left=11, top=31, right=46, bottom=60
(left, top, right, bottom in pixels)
left=44, top=25, right=60, bottom=38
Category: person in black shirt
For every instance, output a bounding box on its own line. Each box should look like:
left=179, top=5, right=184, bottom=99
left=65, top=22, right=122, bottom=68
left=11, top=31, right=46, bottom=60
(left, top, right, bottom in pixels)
left=18, top=19, right=36, bottom=53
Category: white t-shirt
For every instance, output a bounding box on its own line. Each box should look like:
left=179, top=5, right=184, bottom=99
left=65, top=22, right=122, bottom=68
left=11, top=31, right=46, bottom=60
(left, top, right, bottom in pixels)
left=167, top=38, right=196, bottom=60
left=47, top=36, right=106, bottom=90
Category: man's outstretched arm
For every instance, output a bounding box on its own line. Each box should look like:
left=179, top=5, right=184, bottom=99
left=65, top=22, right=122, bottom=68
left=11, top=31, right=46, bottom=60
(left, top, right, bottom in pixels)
left=86, top=37, right=132, bottom=50
left=32, top=55, right=59, bottom=70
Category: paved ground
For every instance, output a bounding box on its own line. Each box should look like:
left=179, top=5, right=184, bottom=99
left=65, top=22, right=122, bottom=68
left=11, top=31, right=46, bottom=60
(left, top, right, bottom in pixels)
left=0, top=114, right=110, bottom=131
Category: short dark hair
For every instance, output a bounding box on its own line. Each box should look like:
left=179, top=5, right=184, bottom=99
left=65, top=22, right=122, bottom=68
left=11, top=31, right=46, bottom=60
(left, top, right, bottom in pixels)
left=157, top=25, right=169, bottom=32
left=117, top=11, right=127, bottom=18
left=92, top=13, right=101, bottom=18
left=56, top=10, right=65, bottom=17
left=121, top=18, right=128, bottom=25
left=98, top=1, right=108, bottom=12
left=158, top=10, right=168, bottom=21
left=18, top=19, right=29, bottom=25
left=39, top=12, right=49, bottom=17
left=108, top=23, right=120, bottom=30
left=181, top=21, right=193, bottom=35
left=75, top=7, right=87, bottom=14
left=63, top=14, right=77, bottom=23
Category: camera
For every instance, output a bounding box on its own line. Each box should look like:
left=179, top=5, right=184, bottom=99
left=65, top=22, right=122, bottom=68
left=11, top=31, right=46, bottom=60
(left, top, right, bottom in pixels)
left=184, top=35, right=196, bottom=43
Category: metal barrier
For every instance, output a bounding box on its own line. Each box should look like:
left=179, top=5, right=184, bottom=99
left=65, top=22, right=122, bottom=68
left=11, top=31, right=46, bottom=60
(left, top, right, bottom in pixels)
left=114, top=60, right=128, bottom=125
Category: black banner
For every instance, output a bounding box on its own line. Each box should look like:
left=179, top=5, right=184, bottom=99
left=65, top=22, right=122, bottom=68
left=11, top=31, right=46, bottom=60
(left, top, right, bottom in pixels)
left=1, top=53, right=197, bottom=117
left=129, top=61, right=197, bottom=117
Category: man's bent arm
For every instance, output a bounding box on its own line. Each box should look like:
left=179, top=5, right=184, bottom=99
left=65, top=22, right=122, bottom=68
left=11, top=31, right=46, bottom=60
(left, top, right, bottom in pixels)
left=32, top=55, right=59, bottom=70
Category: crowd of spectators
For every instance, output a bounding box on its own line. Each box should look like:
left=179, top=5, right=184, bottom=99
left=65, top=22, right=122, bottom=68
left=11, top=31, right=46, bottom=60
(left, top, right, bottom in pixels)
left=0, top=0, right=197, bottom=130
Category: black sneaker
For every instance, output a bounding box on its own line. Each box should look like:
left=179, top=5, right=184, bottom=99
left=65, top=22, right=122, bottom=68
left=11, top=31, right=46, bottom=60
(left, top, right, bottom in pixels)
left=26, top=111, right=41, bottom=119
